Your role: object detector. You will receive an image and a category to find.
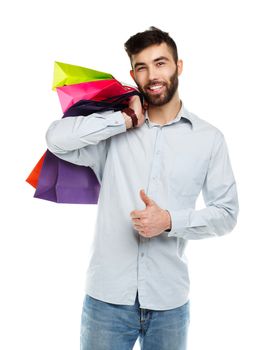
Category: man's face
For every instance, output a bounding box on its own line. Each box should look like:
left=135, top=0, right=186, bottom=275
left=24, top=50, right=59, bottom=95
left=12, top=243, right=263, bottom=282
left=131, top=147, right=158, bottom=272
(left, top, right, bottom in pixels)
left=130, top=43, right=183, bottom=106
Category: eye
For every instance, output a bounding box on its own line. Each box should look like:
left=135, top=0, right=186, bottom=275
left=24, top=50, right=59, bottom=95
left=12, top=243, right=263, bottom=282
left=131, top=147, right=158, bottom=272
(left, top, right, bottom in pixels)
left=157, top=62, right=165, bottom=67
left=137, top=66, right=146, bottom=72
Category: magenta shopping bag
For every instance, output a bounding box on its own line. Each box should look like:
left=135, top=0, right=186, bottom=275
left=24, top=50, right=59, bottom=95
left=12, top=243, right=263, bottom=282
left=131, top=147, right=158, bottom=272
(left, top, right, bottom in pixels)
left=56, top=79, right=136, bottom=112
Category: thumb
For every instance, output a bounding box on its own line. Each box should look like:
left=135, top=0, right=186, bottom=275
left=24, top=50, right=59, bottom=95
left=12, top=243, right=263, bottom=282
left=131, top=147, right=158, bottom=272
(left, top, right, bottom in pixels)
left=140, top=189, right=154, bottom=207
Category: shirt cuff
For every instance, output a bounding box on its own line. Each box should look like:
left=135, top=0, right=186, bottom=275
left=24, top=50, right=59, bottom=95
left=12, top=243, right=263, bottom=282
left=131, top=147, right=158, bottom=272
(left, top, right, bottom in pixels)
left=166, top=208, right=191, bottom=237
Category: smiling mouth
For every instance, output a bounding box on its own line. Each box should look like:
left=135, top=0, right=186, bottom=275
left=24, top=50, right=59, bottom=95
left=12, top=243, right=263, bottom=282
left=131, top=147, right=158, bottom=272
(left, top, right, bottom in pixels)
left=147, top=84, right=165, bottom=94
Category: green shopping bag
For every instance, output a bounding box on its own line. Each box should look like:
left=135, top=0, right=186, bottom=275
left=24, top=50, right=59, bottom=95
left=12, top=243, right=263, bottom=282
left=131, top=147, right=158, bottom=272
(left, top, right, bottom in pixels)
left=52, top=61, right=114, bottom=90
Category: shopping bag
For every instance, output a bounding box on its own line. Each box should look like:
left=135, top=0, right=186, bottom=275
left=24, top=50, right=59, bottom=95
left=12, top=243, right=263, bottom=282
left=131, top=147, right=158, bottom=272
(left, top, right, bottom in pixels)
left=26, top=152, right=46, bottom=188
left=27, top=60, right=143, bottom=203
left=52, top=61, right=113, bottom=90
left=33, top=150, right=100, bottom=204
left=56, top=78, right=136, bottom=112
left=32, top=90, right=142, bottom=204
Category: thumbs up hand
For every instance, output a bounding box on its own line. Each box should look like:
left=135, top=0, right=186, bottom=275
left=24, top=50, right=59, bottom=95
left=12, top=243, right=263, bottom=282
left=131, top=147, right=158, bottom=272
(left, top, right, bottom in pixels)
left=130, top=189, right=171, bottom=238
left=139, top=188, right=155, bottom=207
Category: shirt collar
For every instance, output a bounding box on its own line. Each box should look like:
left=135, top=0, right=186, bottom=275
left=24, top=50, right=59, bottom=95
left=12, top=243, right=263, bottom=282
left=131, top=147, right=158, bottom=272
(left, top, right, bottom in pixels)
left=144, top=100, right=194, bottom=129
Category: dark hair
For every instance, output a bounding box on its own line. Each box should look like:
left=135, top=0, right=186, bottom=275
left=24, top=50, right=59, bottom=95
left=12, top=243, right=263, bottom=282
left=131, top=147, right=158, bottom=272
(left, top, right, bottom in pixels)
left=124, top=26, right=178, bottom=65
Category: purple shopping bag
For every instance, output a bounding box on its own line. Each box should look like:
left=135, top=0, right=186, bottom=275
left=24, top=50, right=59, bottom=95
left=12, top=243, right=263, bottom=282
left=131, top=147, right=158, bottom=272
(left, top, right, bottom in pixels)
left=34, top=150, right=100, bottom=204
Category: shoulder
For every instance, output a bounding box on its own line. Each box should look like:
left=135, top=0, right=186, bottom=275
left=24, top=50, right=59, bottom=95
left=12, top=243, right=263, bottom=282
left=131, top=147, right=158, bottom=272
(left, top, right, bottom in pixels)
left=183, top=107, right=224, bottom=140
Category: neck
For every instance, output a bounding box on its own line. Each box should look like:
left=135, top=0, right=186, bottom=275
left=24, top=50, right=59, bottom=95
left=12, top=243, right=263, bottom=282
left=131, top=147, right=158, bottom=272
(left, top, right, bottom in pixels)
left=147, top=93, right=182, bottom=125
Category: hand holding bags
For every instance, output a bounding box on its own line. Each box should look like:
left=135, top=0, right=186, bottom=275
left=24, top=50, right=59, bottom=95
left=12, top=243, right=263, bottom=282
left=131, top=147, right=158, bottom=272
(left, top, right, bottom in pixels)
left=26, top=62, right=142, bottom=204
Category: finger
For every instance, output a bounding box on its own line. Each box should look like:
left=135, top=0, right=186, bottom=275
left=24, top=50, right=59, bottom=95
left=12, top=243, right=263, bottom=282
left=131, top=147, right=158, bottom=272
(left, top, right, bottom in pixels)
left=130, top=210, right=145, bottom=219
left=133, top=223, right=144, bottom=230
left=132, top=219, right=143, bottom=228
left=140, top=189, right=155, bottom=207
left=132, top=218, right=142, bottom=224
left=143, top=102, right=148, bottom=110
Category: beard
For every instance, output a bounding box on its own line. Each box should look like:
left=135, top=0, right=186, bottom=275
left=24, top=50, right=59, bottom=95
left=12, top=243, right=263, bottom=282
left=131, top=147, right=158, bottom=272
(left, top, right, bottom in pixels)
left=135, top=67, right=179, bottom=107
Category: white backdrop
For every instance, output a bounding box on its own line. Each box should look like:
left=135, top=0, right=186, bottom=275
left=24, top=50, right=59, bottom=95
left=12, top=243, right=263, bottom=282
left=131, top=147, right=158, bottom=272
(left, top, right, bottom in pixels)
left=1, top=0, right=271, bottom=349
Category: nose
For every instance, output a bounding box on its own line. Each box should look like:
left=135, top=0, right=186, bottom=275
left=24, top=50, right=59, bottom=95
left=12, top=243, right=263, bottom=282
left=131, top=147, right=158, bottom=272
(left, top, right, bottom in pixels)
left=147, top=66, right=159, bottom=81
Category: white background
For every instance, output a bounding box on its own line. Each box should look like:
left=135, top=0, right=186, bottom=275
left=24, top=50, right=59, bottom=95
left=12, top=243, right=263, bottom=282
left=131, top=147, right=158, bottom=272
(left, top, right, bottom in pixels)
left=1, top=0, right=271, bottom=349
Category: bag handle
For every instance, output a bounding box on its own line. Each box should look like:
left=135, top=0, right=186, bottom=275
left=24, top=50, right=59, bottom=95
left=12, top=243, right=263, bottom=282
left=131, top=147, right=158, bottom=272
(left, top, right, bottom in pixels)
left=63, top=90, right=144, bottom=117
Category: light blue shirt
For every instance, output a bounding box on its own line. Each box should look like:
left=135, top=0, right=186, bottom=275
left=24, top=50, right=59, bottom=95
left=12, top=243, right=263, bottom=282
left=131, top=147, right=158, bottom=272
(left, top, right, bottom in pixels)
left=46, top=102, right=239, bottom=310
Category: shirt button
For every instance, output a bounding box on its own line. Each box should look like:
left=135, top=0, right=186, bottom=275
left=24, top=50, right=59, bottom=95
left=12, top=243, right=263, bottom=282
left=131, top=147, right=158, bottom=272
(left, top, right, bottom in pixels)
left=114, top=121, right=119, bottom=124
left=141, top=253, right=144, bottom=257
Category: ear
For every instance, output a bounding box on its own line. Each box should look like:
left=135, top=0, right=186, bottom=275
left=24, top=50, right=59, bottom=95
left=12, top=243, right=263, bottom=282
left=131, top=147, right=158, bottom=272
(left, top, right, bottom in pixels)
left=130, top=69, right=135, bottom=81
left=177, top=59, right=183, bottom=76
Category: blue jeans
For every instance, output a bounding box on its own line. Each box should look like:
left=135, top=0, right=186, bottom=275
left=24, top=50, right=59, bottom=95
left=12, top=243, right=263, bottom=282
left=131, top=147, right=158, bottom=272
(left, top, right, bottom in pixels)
left=80, top=292, right=190, bottom=350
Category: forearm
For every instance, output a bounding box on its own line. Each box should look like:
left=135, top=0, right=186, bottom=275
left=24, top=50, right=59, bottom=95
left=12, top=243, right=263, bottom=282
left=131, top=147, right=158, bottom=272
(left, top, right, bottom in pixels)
left=166, top=131, right=239, bottom=240
left=166, top=195, right=239, bottom=240
left=46, top=111, right=127, bottom=154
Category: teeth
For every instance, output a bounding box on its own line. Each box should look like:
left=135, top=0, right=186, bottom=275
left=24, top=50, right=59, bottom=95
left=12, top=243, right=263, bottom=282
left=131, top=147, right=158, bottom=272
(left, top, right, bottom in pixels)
left=149, top=85, right=162, bottom=90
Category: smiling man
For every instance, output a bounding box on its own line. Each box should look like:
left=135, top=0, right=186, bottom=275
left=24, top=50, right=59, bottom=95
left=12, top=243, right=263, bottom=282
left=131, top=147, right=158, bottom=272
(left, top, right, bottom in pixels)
left=46, top=27, right=239, bottom=350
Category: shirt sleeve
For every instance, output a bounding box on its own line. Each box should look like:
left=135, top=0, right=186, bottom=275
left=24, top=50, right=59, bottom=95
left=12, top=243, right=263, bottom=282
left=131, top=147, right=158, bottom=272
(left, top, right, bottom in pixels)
left=167, top=131, right=239, bottom=240
left=45, top=110, right=126, bottom=182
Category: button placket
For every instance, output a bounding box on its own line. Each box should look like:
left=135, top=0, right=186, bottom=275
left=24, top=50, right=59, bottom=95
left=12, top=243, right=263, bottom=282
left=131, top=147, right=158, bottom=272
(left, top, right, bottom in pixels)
left=138, top=127, right=164, bottom=304
left=147, top=127, right=163, bottom=197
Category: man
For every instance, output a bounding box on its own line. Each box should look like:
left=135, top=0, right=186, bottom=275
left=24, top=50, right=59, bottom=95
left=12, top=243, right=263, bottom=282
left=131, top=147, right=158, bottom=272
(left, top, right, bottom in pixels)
left=46, top=27, right=239, bottom=350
